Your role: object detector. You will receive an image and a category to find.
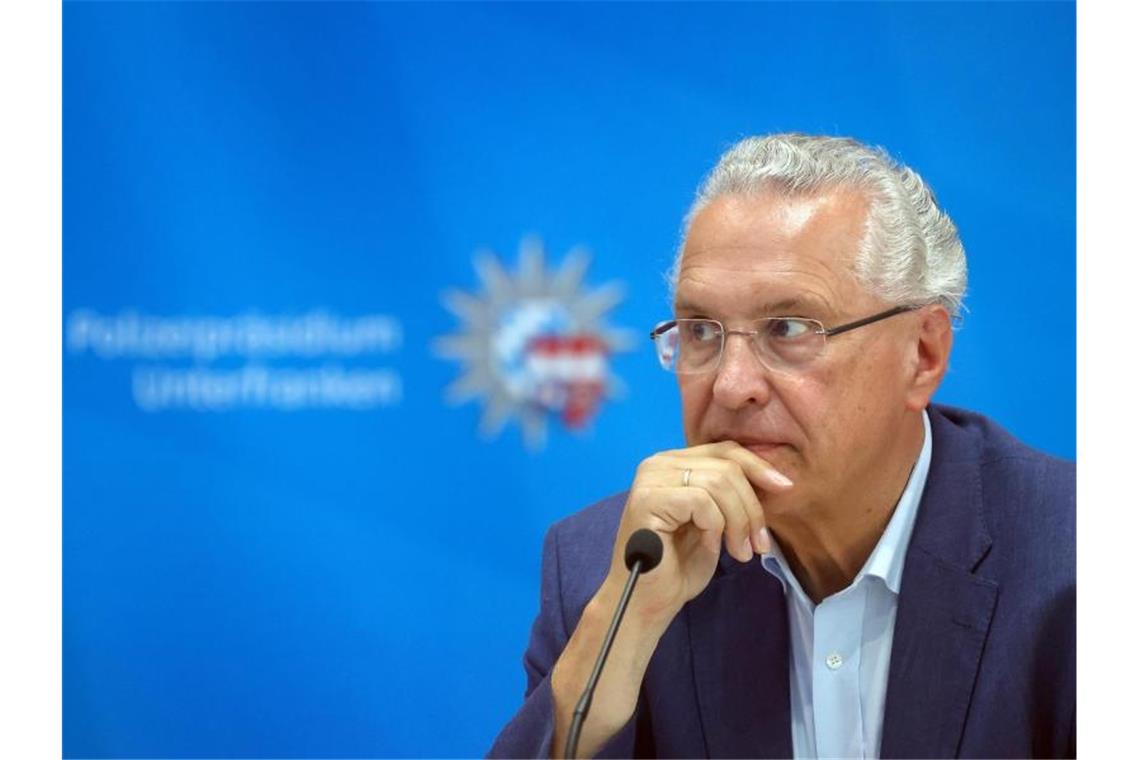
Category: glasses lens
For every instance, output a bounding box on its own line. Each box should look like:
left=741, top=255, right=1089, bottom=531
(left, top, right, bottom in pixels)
left=760, top=318, right=824, bottom=367
left=674, top=319, right=723, bottom=373
left=654, top=323, right=680, bottom=370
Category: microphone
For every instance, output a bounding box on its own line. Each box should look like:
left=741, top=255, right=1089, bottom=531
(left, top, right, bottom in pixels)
left=564, top=529, right=664, bottom=759
left=623, top=529, right=665, bottom=574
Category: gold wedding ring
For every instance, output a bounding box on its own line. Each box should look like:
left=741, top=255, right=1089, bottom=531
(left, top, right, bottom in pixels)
left=682, top=468, right=692, bottom=487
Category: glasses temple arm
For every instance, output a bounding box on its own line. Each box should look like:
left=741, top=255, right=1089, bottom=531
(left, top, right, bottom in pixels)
left=822, top=305, right=918, bottom=337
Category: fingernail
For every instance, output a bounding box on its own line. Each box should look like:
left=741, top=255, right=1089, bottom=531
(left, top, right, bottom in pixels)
left=754, top=527, right=772, bottom=554
left=768, top=470, right=793, bottom=488
left=740, top=537, right=754, bottom=561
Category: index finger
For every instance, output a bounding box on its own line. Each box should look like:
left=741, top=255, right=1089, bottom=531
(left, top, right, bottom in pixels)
left=694, top=441, right=794, bottom=492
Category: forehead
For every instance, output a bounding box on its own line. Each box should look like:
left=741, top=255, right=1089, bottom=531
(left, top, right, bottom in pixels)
left=676, top=189, right=872, bottom=317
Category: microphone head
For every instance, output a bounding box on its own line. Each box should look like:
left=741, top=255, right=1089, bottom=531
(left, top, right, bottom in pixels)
left=624, top=529, right=664, bottom=573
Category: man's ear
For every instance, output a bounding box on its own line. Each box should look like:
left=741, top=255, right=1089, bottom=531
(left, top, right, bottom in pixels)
left=905, top=305, right=953, bottom=411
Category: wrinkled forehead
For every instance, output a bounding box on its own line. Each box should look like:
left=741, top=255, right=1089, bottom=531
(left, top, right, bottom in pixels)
left=676, top=190, right=874, bottom=316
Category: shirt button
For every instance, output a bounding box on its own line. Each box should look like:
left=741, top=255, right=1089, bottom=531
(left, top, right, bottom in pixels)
left=825, top=653, right=843, bottom=670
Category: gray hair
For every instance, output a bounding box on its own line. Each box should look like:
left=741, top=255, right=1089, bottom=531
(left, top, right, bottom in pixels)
left=672, top=133, right=967, bottom=318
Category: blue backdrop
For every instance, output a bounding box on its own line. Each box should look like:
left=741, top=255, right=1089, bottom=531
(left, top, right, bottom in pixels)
left=63, top=2, right=1074, bottom=757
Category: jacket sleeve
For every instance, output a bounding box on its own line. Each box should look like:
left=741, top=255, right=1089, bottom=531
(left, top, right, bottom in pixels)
left=487, top=523, right=639, bottom=759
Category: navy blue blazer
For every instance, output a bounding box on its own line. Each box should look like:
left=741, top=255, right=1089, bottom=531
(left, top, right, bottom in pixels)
left=489, top=405, right=1075, bottom=758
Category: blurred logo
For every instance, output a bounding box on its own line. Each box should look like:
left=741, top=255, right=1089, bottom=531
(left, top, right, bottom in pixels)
left=435, top=237, right=634, bottom=449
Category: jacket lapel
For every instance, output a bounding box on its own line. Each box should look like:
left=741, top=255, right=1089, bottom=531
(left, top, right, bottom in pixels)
left=686, top=559, right=793, bottom=759
left=880, top=408, right=999, bottom=758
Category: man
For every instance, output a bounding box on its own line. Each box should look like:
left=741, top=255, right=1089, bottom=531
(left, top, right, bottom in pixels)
left=489, top=134, right=1075, bottom=759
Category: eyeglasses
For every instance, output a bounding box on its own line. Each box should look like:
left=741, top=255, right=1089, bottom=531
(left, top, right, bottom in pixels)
left=649, top=304, right=920, bottom=374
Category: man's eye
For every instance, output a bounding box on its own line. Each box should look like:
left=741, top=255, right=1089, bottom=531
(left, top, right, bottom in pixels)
left=768, top=318, right=812, bottom=340
left=686, top=322, right=720, bottom=342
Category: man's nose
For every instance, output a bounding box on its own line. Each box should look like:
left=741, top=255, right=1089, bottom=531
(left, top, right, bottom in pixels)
left=711, top=332, right=773, bottom=409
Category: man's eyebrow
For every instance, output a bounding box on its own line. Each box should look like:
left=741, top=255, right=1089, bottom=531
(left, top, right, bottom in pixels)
left=673, top=298, right=707, bottom=314
left=673, top=295, right=832, bottom=316
left=758, top=296, right=829, bottom=315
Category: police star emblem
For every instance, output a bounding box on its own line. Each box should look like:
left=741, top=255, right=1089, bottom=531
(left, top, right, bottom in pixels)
left=435, top=237, right=635, bottom=449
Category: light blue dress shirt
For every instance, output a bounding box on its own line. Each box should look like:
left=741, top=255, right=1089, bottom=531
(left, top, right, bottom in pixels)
left=760, top=410, right=932, bottom=759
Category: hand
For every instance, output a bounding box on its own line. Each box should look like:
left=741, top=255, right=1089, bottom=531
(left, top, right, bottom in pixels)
left=603, top=441, right=794, bottom=628
left=549, top=442, right=792, bottom=757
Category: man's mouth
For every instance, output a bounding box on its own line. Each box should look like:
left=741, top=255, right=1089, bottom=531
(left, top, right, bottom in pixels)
left=741, top=442, right=786, bottom=458
left=738, top=442, right=784, bottom=455
left=710, top=435, right=790, bottom=457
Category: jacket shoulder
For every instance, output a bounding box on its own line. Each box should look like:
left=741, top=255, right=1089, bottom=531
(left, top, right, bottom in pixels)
left=930, top=403, right=1074, bottom=488
left=928, top=403, right=1074, bottom=571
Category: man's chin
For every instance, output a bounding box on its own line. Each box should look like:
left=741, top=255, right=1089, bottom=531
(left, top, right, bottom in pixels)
left=754, top=487, right=799, bottom=517
left=751, top=468, right=814, bottom=523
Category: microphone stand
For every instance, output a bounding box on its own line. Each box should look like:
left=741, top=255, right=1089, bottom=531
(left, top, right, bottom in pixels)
left=563, top=557, right=645, bottom=760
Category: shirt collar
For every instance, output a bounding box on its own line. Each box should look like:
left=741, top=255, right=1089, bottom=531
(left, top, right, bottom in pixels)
left=760, top=409, right=933, bottom=598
